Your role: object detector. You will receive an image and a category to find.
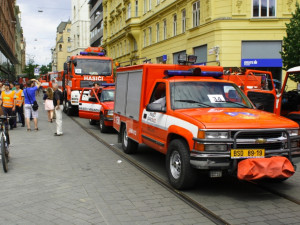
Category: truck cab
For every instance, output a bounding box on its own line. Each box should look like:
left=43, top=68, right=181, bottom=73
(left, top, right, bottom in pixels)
left=113, top=58, right=300, bottom=189
left=79, top=84, right=115, bottom=133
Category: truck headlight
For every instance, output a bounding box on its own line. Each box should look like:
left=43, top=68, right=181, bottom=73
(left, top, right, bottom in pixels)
left=205, top=131, right=229, bottom=139
left=205, top=144, right=227, bottom=152
left=107, top=110, right=114, bottom=116
left=287, top=129, right=299, bottom=136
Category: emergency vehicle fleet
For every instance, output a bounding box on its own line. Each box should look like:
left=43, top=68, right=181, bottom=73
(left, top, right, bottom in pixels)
left=63, top=47, right=114, bottom=116
left=78, top=84, right=115, bottom=133
left=113, top=55, right=300, bottom=189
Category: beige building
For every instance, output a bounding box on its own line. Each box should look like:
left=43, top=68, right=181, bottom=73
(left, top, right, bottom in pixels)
left=52, top=21, right=72, bottom=71
left=103, top=0, right=297, bottom=81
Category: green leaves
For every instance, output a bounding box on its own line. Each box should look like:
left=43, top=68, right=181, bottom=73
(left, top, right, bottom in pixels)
left=281, top=2, right=300, bottom=82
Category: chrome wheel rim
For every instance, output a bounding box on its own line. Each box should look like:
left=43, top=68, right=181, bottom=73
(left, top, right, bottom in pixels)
left=170, top=151, right=181, bottom=179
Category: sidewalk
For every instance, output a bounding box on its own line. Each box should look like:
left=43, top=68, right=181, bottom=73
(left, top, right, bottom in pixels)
left=0, top=98, right=213, bottom=225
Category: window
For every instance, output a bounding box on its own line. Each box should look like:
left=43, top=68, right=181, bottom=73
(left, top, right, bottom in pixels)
left=182, top=9, right=186, bottom=33
left=67, top=46, right=71, bottom=52
left=150, top=82, right=166, bottom=107
left=144, top=0, right=147, bottom=13
left=124, top=40, right=127, bottom=54
left=127, top=3, right=131, bottom=19
left=163, top=19, right=167, bottom=40
left=149, top=27, right=152, bottom=45
left=135, top=0, right=138, bottom=17
left=253, top=0, right=276, bottom=17
left=157, top=0, right=160, bottom=5
left=173, top=14, right=177, bottom=36
left=149, top=0, right=152, bottom=10
left=156, top=23, right=160, bottom=42
left=143, top=30, right=146, bottom=47
left=193, top=1, right=200, bottom=27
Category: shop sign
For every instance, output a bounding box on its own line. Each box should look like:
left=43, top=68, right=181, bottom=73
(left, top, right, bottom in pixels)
left=241, top=59, right=282, bottom=67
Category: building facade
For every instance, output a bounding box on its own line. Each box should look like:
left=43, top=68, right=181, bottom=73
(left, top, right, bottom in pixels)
left=0, top=0, right=18, bottom=80
left=103, top=0, right=297, bottom=81
left=15, top=5, right=26, bottom=76
left=52, top=21, right=72, bottom=72
left=71, top=0, right=91, bottom=55
left=89, top=0, right=104, bottom=47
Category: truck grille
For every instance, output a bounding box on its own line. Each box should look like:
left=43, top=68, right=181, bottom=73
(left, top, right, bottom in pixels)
left=233, top=143, right=283, bottom=150
left=230, top=131, right=283, bottom=139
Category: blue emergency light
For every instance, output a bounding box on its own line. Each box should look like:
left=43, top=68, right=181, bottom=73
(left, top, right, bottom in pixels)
left=164, top=69, right=223, bottom=78
left=101, top=83, right=115, bottom=87
left=80, top=52, right=106, bottom=56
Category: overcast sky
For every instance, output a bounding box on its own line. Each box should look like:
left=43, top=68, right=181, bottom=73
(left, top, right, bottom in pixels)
left=17, top=0, right=71, bottom=66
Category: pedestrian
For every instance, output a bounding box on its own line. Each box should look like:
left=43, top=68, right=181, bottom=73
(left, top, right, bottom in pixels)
left=9, top=82, right=16, bottom=91
left=0, top=83, right=16, bottom=130
left=23, top=79, right=41, bottom=131
left=0, top=82, right=4, bottom=91
left=43, top=87, right=54, bottom=122
left=14, top=83, right=25, bottom=127
left=53, top=83, right=63, bottom=136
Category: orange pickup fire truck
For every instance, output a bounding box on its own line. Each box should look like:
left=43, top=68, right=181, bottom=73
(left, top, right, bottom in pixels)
left=63, top=47, right=114, bottom=116
left=113, top=56, right=300, bottom=189
left=78, top=84, right=115, bottom=133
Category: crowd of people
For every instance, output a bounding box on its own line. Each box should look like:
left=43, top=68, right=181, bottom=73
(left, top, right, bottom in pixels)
left=0, top=79, right=64, bottom=137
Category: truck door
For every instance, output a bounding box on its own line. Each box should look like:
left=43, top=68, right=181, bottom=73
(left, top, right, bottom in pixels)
left=78, top=88, right=101, bottom=120
left=142, top=82, right=168, bottom=151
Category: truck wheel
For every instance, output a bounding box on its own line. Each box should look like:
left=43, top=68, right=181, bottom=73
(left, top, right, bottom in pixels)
left=166, top=139, right=196, bottom=190
left=99, top=114, right=109, bottom=133
left=121, top=125, right=138, bottom=154
left=63, top=101, right=67, bottom=113
left=66, top=102, right=73, bottom=116
left=89, top=119, right=96, bottom=125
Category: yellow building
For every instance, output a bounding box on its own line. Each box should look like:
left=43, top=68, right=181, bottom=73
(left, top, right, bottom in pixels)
left=52, top=21, right=72, bottom=72
left=103, top=0, right=297, bottom=81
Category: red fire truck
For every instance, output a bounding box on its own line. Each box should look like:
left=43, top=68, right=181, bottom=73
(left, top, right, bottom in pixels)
left=78, top=83, right=115, bottom=133
left=225, top=67, right=300, bottom=125
left=63, top=47, right=114, bottom=116
left=48, top=71, right=64, bottom=90
left=39, top=74, right=49, bottom=89
left=113, top=56, right=300, bottom=189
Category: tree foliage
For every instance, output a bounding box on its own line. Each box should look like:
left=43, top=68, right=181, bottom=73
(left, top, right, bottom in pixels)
left=280, top=2, right=300, bottom=82
left=23, top=59, right=52, bottom=79
left=40, top=63, right=52, bottom=74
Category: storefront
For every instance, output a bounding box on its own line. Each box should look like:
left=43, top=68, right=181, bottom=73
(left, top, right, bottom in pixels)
left=241, top=41, right=282, bottom=83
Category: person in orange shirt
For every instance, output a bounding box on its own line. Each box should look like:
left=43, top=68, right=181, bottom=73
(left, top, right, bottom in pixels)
left=14, top=83, right=25, bottom=127
left=0, top=83, right=16, bottom=130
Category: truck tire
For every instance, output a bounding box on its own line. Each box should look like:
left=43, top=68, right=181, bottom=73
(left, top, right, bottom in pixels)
left=89, top=119, right=97, bottom=125
left=121, top=125, right=138, bottom=154
left=66, top=102, right=73, bottom=116
left=166, top=139, right=196, bottom=190
left=99, top=114, right=109, bottom=133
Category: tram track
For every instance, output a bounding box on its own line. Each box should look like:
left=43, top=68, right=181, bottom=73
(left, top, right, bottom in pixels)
left=71, top=116, right=230, bottom=225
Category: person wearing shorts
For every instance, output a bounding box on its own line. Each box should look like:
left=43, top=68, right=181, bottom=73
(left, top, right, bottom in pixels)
left=22, top=79, right=41, bottom=131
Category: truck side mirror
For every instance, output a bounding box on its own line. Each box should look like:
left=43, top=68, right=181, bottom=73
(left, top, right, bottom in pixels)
left=88, top=97, right=98, bottom=102
left=146, top=103, right=166, bottom=113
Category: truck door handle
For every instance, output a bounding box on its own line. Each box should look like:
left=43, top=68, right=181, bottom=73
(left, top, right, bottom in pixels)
left=129, top=116, right=134, bottom=119
left=79, top=103, right=82, bottom=105
left=117, top=111, right=121, bottom=114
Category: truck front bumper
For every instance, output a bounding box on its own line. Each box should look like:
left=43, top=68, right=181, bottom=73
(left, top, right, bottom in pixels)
left=190, top=129, right=300, bottom=171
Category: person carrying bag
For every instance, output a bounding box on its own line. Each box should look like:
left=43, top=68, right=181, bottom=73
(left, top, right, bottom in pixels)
left=22, top=79, right=41, bottom=131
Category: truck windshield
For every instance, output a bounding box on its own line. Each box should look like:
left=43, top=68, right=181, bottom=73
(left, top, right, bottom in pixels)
left=100, top=90, right=115, bottom=102
left=170, top=81, right=253, bottom=109
left=75, top=59, right=112, bottom=76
